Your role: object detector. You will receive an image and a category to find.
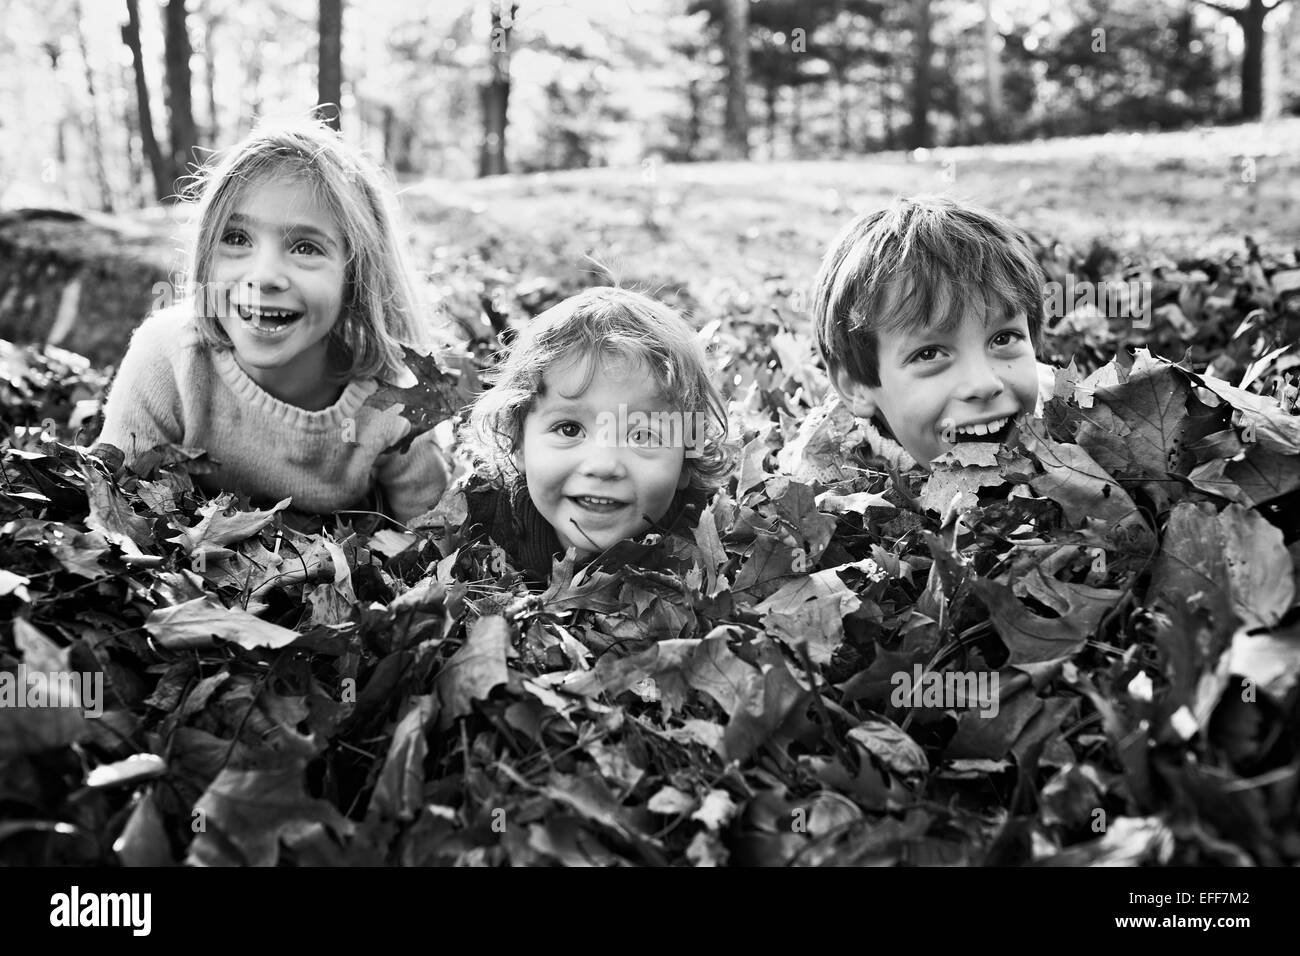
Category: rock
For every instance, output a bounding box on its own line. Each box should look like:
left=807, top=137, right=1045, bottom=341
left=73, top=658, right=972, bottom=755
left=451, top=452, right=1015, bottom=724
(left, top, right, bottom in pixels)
left=0, top=208, right=176, bottom=367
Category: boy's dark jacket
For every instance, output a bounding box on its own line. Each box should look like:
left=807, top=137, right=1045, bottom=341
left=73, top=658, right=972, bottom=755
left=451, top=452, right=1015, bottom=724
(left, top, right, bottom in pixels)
left=462, top=472, right=710, bottom=583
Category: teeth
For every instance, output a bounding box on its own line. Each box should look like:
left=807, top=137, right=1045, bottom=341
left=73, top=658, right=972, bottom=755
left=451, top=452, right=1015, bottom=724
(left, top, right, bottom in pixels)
left=577, top=496, right=621, bottom=506
left=239, top=306, right=299, bottom=320
left=955, top=416, right=1010, bottom=436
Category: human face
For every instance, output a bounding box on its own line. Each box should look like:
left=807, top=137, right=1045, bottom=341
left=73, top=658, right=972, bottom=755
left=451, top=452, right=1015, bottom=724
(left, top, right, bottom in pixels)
left=210, top=176, right=346, bottom=407
left=833, top=305, right=1040, bottom=469
left=517, top=354, right=691, bottom=557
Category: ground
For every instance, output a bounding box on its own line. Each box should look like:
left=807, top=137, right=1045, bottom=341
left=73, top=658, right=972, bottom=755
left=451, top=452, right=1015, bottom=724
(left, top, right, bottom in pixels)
left=396, top=117, right=1300, bottom=301
left=6, top=120, right=1297, bottom=366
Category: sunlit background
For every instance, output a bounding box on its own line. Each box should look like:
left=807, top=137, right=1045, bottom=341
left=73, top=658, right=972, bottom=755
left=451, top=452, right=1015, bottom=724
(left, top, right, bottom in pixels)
left=2, top=0, right=1297, bottom=212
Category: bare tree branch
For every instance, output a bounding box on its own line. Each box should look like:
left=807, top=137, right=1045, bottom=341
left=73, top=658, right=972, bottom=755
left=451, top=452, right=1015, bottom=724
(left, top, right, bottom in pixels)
left=1193, top=0, right=1246, bottom=21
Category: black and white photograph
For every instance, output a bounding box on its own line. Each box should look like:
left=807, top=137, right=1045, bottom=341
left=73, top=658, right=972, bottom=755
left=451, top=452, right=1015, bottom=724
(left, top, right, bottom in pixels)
left=0, top=0, right=1296, bottom=903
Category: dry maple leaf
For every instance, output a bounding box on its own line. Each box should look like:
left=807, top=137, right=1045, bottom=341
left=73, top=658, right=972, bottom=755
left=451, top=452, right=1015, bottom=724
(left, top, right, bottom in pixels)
left=364, top=347, right=464, bottom=454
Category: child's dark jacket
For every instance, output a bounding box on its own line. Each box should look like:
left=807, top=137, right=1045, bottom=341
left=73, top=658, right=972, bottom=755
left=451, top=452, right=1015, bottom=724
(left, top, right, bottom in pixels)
left=461, top=472, right=710, bottom=584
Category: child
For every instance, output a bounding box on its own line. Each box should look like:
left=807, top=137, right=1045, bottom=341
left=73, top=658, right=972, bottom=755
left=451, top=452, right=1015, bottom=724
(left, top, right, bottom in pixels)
left=458, top=286, right=733, bottom=582
left=812, top=195, right=1057, bottom=472
left=97, top=119, right=448, bottom=524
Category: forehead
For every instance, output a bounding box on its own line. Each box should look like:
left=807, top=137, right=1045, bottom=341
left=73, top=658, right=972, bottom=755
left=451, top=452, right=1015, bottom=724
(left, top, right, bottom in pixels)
left=228, top=175, right=340, bottom=234
left=535, top=352, right=671, bottom=409
left=890, top=305, right=1027, bottom=344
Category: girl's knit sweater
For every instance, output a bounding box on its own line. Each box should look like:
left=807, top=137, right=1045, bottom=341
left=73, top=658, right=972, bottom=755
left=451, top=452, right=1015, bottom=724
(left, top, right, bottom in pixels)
left=97, top=307, right=448, bottom=523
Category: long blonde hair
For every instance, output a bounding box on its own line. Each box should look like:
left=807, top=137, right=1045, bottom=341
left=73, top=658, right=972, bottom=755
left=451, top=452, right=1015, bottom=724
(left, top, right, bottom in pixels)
left=183, top=118, right=429, bottom=382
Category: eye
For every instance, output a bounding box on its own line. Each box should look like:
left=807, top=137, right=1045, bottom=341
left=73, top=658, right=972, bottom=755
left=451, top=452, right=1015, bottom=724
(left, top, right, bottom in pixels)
left=911, top=346, right=942, bottom=364
left=220, top=228, right=250, bottom=247
left=991, top=330, right=1025, bottom=348
left=551, top=421, right=583, bottom=439
left=628, top=427, right=659, bottom=447
left=290, top=239, right=324, bottom=256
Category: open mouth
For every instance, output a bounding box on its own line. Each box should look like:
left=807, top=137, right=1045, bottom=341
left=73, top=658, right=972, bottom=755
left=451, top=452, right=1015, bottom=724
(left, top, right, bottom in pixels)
left=237, top=305, right=304, bottom=333
left=950, top=415, right=1016, bottom=444
left=569, top=495, right=630, bottom=515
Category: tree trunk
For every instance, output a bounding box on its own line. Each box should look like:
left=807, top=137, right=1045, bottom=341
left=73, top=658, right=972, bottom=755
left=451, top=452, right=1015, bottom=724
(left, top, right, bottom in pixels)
left=383, top=105, right=415, bottom=174
left=73, top=0, right=114, bottom=211
left=836, top=69, right=851, bottom=154
left=720, top=0, right=750, bottom=159
left=121, top=0, right=169, bottom=202
left=908, top=0, right=933, bottom=150
left=164, top=0, right=197, bottom=197
left=982, top=0, right=1002, bottom=141
left=1197, top=0, right=1289, bottom=120
left=791, top=83, right=804, bottom=155
left=317, top=0, right=343, bottom=130
left=382, top=104, right=394, bottom=165
left=204, top=14, right=220, bottom=144
left=244, top=33, right=264, bottom=138
left=1240, top=0, right=1266, bottom=119
left=949, top=46, right=965, bottom=144
left=40, top=43, right=68, bottom=174
left=881, top=59, right=895, bottom=150
left=686, top=77, right=701, bottom=160
left=479, top=2, right=514, bottom=177
left=765, top=84, right=777, bottom=157
left=121, top=63, right=146, bottom=207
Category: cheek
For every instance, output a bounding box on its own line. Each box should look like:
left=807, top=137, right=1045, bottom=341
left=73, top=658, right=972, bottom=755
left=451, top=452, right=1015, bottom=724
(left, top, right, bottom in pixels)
left=893, top=401, right=934, bottom=433
left=315, top=278, right=345, bottom=317
left=521, top=443, right=568, bottom=492
left=1011, top=363, right=1041, bottom=401
left=646, top=453, right=686, bottom=497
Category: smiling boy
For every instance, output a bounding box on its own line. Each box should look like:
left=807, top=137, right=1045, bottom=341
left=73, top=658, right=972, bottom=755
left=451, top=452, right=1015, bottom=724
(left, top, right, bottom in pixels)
left=812, top=195, right=1056, bottom=471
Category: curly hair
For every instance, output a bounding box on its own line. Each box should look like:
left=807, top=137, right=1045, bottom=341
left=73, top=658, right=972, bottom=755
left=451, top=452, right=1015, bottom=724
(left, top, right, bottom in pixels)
left=464, top=286, right=735, bottom=491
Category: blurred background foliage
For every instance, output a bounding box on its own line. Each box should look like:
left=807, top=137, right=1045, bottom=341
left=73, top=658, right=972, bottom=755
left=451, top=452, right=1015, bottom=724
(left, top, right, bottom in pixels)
left=2, top=0, right=1299, bottom=211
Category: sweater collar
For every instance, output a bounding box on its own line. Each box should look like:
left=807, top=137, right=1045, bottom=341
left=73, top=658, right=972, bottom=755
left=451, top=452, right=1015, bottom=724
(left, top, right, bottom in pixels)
left=212, top=349, right=377, bottom=430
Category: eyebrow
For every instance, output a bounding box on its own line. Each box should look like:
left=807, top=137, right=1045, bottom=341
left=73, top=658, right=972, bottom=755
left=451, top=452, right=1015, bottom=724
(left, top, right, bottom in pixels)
left=227, top=213, right=340, bottom=248
left=895, top=310, right=1024, bottom=359
left=534, top=399, right=590, bottom=416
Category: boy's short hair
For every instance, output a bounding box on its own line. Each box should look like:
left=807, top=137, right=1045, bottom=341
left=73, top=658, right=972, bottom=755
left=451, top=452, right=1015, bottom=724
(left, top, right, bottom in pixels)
left=812, top=195, right=1045, bottom=389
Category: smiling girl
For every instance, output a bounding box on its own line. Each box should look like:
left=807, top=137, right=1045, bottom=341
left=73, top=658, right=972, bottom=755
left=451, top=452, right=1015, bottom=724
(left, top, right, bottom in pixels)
left=97, top=119, right=448, bottom=524
left=459, top=287, right=734, bottom=582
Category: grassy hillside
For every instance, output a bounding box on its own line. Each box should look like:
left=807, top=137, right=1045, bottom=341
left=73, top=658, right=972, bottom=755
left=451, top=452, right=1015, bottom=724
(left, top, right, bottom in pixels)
left=399, top=117, right=1300, bottom=305
left=3, top=119, right=1297, bottom=365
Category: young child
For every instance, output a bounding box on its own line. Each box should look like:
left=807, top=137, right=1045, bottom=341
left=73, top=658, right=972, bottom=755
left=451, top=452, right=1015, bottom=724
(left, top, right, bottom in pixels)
left=97, top=119, right=448, bottom=524
left=458, top=286, right=733, bottom=582
left=812, top=195, right=1057, bottom=472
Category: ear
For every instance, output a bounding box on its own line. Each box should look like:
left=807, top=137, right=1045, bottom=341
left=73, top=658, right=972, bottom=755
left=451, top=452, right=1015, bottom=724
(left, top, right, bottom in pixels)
left=676, top=465, right=691, bottom=491
left=829, top=365, right=880, bottom=420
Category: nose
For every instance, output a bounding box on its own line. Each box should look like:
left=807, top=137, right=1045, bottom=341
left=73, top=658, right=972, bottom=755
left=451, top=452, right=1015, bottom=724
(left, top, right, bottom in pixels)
left=244, top=243, right=289, bottom=292
left=578, top=439, right=628, bottom=480
left=953, top=354, right=1006, bottom=403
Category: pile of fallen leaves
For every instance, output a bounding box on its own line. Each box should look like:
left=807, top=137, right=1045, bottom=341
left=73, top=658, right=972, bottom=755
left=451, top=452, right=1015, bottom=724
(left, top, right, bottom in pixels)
left=1, top=241, right=1298, bottom=866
